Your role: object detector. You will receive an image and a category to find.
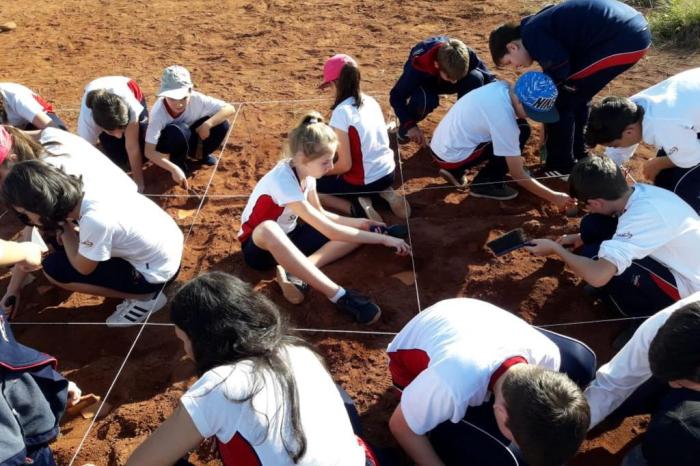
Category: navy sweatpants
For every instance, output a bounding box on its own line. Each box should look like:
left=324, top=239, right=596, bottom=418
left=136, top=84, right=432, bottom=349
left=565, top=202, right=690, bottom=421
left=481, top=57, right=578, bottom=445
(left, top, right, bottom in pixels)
left=653, top=150, right=700, bottom=215
left=544, top=28, right=652, bottom=172
left=578, top=214, right=680, bottom=317
left=155, top=116, right=229, bottom=173
left=400, top=68, right=491, bottom=137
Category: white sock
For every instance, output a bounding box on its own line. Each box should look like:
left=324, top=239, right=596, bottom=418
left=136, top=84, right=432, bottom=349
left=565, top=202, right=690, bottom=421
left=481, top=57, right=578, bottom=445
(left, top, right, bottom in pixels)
left=329, top=287, right=346, bottom=303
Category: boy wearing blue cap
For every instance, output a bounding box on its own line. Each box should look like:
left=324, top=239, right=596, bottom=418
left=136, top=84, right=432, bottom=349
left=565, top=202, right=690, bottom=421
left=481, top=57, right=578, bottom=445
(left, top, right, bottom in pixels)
left=429, top=71, right=573, bottom=207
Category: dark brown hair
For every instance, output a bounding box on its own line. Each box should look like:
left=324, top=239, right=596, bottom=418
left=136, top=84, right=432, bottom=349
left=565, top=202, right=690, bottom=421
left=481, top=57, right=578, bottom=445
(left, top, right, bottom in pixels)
left=649, top=301, right=700, bottom=383
left=489, top=22, right=522, bottom=65
left=569, top=156, right=629, bottom=202
left=332, top=63, right=363, bottom=109
left=585, top=96, right=644, bottom=147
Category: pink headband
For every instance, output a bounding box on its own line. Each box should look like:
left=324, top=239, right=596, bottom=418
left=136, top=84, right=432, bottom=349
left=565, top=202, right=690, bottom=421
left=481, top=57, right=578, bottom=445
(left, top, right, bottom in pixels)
left=0, top=126, right=13, bottom=165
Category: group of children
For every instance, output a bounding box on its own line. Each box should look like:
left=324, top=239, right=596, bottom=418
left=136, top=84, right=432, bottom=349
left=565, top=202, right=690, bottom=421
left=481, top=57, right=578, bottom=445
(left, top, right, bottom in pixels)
left=1, top=0, right=700, bottom=465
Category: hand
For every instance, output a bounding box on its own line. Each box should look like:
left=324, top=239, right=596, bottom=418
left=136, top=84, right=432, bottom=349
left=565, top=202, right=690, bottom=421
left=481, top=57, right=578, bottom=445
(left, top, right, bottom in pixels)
left=556, top=233, right=583, bottom=249
left=196, top=121, right=212, bottom=141
left=16, top=242, right=43, bottom=272
left=385, top=236, right=411, bottom=256
left=133, top=176, right=145, bottom=194
left=406, top=126, right=426, bottom=147
left=171, top=166, right=189, bottom=190
left=2, top=291, right=21, bottom=319
left=643, top=159, right=661, bottom=182
left=524, top=238, right=560, bottom=256
left=67, top=381, right=82, bottom=406
left=551, top=192, right=575, bottom=210
left=361, top=219, right=387, bottom=232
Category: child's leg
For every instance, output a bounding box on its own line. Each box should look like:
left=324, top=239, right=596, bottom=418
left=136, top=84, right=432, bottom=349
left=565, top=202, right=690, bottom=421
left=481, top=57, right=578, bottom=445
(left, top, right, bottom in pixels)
left=190, top=117, right=230, bottom=159
left=307, top=241, right=360, bottom=269
left=251, top=221, right=341, bottom=299
left=155, top=122, right=192, bottom=173
left=42, top=252, right=162, bottom=301
left=399, top=87, right=440, bottom=138
left=98, top=131, right=130, bottom=167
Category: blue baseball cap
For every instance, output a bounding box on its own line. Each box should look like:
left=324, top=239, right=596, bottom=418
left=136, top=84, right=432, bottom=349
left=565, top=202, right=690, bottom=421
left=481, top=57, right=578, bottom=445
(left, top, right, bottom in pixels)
left=514, top=71, right=559, bottom=123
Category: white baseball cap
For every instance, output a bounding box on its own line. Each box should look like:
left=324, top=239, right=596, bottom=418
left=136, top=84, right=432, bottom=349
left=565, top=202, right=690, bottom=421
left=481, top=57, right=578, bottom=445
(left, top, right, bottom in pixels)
left=158, top=65, right=193, bottom=99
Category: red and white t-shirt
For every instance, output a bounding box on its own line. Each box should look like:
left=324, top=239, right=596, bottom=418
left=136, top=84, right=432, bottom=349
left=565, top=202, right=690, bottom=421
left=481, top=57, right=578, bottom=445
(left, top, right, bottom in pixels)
left=181, top=345, right=367, bottom=466
left=77, top=76, right=146, bottom=145
left=387, top=298, right=560, bottom=435
left=329, top=94, right=395, bottom=185
left=145, top=91, right=228, bottom=145
left=0, top=82, right=54, bottom=129
left=238, top=160, right=315, bottom=243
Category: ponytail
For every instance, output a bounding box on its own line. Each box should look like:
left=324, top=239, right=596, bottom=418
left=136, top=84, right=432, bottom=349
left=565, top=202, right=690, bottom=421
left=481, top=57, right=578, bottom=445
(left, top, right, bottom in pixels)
left=332, top=63, right=363, bottom=110
left=285, top=111, right=337, bottom=160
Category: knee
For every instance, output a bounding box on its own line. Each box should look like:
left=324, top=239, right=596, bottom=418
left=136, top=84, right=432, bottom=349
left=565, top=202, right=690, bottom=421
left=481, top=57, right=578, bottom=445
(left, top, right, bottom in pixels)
left=157, top=123, right=190, bottom=153
left=252, top=221, right=284, bottom=248
left=42, top=253, right=70, bottom=286
left=408, top=87, right=439, bottom=117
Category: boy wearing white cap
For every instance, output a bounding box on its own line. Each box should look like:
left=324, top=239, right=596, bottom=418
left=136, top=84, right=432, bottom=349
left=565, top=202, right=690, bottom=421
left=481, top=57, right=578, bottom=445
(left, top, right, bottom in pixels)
left=429, top=71, right=573, bottom=207
left=144, top=65, right=235, bottom=189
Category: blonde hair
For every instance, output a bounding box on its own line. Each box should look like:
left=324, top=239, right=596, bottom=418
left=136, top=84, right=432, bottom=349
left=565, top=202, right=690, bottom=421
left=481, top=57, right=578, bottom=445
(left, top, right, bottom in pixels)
left=436, top=39, right=470, bottom=81
left=0, top=125, right=68, bottom=167
left=285, top=111, right=337, bottom=160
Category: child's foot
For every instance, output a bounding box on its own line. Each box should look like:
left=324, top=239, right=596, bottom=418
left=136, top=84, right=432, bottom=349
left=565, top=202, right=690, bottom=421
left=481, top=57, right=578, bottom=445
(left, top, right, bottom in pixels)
left=438, top=169, right=467, bottom=188
left=380, top=189, right=411, bottom=219
left=106, top=292, right=168, bottom=327
left=275, top=265, right=309, bottom=305
left=469, top=182, right=519, bottom=200
left=335, top=289, right=381, bottom=324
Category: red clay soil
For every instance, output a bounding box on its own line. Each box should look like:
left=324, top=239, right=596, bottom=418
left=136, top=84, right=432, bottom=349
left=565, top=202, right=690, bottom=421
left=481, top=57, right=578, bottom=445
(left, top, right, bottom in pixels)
left=1, top=1, right=699, bottom=465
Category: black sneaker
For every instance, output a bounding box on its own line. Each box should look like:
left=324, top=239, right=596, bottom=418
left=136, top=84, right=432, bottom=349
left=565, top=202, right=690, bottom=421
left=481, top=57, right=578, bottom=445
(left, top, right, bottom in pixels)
left=276, top=266, right=309, bottom=304
left=469, top=182, right=519, bottom=200
left=336, top=290, right=381, bottom=324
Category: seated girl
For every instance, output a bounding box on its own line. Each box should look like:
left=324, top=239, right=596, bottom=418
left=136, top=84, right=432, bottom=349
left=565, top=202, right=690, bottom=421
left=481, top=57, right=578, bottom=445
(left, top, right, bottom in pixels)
left=318, top=54, right=410, bottom=221
left=77, top=76, right=149, bottom=192
left=0, top=82, right=67, bottom=130
left=238, top=112, right=410, bottom=324
left=144, top=65, right=235, bottom=190
left=126, top=272, right=380, bottom=466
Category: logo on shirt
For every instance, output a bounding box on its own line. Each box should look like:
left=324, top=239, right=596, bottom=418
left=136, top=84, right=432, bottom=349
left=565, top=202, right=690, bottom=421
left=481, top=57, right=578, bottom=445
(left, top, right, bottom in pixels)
left=615, top=232, right=633, bottom=239
left=80, top=240, right=94, bottom=247
left=666, top=146, right=679, bottom=157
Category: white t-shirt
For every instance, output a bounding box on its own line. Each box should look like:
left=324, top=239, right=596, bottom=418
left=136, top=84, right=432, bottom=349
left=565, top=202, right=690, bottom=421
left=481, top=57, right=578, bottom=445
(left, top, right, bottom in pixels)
left=145, top=91, right=228, bottom=145
left=584, top=291, right=700, bottom=428
left=39, top=128, right=137, bottom=194
left=597, top=183, right=700, bottom=298
left=387, top=298, right=560, bottom=435
left=238, top=160, right=316, bottom=242
left=329, top=94, right=395, bottom=185
left=605, top=67, right=700, bottom=168
left=77, top=76, right=145, bottom=145
left=78, top=190, right=183, bottom=283
left=430, top=81, right=522, bottom=163
left=0, top=82, right=52, bottom=129
left=181, top=345, right=366, bottom=466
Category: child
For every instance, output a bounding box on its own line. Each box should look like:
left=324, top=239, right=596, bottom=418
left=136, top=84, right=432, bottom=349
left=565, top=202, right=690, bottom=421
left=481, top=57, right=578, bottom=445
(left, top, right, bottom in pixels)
left=144, top=65, right=235, bottom=189
left=1, top=308, right=82, bottom=466
left=0, top=82, right=67, bottom=130
left=526, top=156, right=700, bottom=318
left=389, top=36, right=494, bottom=146
left=584, top=67, right=700, bottom=214
left=318, top=54, right=409, bottom=221
left=387, top=298, right=591, bottom=466
left=0, top=125, right=138, bottom=318
left=489, top=0, right=651, bottom=176
left=584, top=293, right=700, bottom=466
left=430, top=71, right=573, bottom=206
left=126, top=272, right=380, bottom=466
left=238, top=112, right=410, bottom=324
left=77, top=76, right=149, bottom=192
left=1, top=160, right=183, bottom=326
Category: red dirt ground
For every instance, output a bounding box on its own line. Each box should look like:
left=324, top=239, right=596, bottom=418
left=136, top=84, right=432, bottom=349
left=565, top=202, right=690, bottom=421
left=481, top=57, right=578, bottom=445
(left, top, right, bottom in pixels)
left=1, top=1, right=699, bottom=465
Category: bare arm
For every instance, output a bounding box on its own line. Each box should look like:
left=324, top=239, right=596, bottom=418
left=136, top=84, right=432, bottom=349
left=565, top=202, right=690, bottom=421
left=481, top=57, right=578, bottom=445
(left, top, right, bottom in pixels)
left=506, top=156, right=572, bottom=208
left=144, top=142, right=188, bottom=189
left=389, top=405, right=445, bottom=466
left=643, top=156, right=676, bottom=182
left=126, top=404, right=204, bottom=466
left=124, top=121, right=145, bottom=192
left=196, top=104, right=236, bottom=140
left=526, top=238, right=617, bottom=287
left=31, top=112, right=55, bottom=129
left=60, top=226, right=99, bottom=275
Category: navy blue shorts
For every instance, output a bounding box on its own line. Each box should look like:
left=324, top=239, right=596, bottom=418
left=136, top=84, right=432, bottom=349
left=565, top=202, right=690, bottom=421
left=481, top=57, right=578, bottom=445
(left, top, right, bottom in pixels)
left=316, top=172, right=394, bottom=196
left=242, top=222, right=330, bottom=271
left=42, top=251, right=171, bottom=295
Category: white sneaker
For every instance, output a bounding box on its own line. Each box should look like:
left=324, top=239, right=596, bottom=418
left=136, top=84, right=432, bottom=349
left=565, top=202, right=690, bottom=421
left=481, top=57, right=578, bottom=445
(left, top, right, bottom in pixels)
left=106, top=292, right=168, bottom=327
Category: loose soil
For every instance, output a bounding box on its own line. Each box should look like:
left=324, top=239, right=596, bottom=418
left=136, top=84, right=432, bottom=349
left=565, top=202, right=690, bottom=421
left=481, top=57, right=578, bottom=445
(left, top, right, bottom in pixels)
left=1, top=0, right=699, bottom=464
